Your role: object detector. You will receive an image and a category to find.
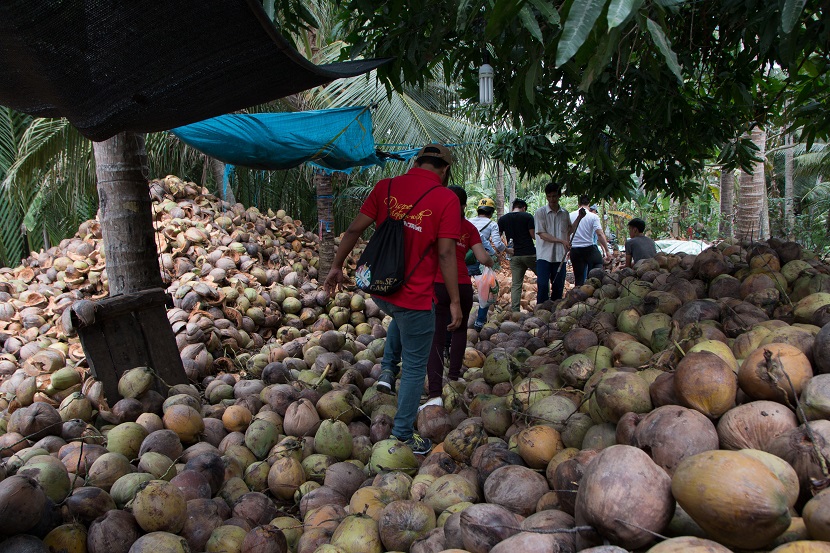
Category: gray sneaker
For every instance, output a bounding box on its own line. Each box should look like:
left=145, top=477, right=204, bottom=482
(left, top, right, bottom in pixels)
left=376, top=370, right=396, bottom=394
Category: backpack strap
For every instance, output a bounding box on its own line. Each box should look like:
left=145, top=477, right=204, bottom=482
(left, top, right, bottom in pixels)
left=397, top=184, right=441, bottom=283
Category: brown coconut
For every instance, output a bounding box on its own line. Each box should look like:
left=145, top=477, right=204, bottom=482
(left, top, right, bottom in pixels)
left=739, top=343, right=813, bottom=404
left=674, top=351, right=737, bottom=418
left=622, top=405, right=719, bottom=474
left=241, top=524, right=289, bottom=553
left=802, top=489, right=830, bottom=542
left=179, top=498, right=225, bottom=551
left=716, top=400, right=798, bottom=450
left=378, top=500, right=437, bottom=552
left=0, top=475, right=47, bottom=535
left=766, top=420, right=830, bottom=506
left=87, top=510, right=142, bottom=553
left=553, top=448, right=599, bottom=516
left=575, top=445, right=674, bottom=549
left=483, top=464, right=548, bottom=517
left=672, top=450, right=791, bottom=549
left=459, top=503, right=523, bottom=553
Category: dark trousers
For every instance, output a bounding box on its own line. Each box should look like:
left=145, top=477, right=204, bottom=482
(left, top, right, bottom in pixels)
left=427, top=283, right=474, bottom=398
left=570, top=245, right=603, bottom=286
left=536, top=259, right=566, bottom=304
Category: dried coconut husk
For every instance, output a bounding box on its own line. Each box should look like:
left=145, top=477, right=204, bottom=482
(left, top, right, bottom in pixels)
left=716, top=400, right=797, bottom=451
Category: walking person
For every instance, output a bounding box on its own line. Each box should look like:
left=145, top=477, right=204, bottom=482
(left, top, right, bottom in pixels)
left=468, top=197, right=506, bottom=330
left=422, top=186, right=493, bottom=409
left=569, top=195, right=612, bottom=286
left=497, top=198, right=536, bottom=312
left=534, top=182, right=572, bottom=305
left=323, top=143, right=462, bottom=455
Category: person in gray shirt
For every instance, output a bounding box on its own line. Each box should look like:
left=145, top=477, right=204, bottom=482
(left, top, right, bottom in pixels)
left=625, top=218, right=658, bottom=267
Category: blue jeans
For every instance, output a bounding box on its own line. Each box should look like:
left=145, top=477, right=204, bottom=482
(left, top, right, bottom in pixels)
left=536, top=259, right=566, bottom=304
left=474, top=304, right=489, bottom=328
left=372, top=297, right=435, bottom=441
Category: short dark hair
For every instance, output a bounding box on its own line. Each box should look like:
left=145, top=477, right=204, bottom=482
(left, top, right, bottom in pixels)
left=448, top=185, right=467, bottom=206
left=578, top=194, right=590, bottom=206
left=628, top=218, right=646, bottom=233
left=512, top=198, right=527, bottom=209
left=544, top=181, right=561, bottom=195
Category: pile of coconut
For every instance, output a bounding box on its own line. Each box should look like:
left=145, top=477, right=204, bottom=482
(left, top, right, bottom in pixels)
left=0, top=176, right=829, bottom=552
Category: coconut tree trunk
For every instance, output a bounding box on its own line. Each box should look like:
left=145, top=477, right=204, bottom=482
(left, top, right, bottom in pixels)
left=315, top=171, right=335, bottom=282
left=783, top=133, right=795, bottom=240
left=210, top=157, right=236, bottom=205
left=93, top=132, right=164, bottom=295
left=495, top=162, right=505, bottom=219
left=735, top=127, right=767, bottom=242
left=719, top=169, right=735, bottom=239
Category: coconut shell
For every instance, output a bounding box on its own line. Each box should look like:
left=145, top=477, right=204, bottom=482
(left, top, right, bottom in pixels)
left=716, top=400, right=798, bottom=450
left=738, top=343, right=813, bottom=403
left=132, top=479, right=187, bottom=534
left=128, top=531, right=190, bottom=553
left=483, top=464, right=548, bottom=517
left=628, top=405, right=719, bottom=475
left=86, top=510, right=142, bottom=553
left=459, top=503, right=522, bottom=553
left=575, top=445, right=674, bottom=549
left=672, top=450, right=791, bottom=549
left=0, top=534, right=49, bottom=552
left=0, top=475, right=47, bottom=535
left=378, top=500, right=436, bottom=552
left=646, top=536, right=732, bottom=552
left=766, top=420, right=830, bottom=506
left=241, top=524, right=289, bottom=553
left=674, top=351, right=737, bottom=418
left=63, top=486, right=116, bottom=524
left=179, top=498, right=224, bottom=551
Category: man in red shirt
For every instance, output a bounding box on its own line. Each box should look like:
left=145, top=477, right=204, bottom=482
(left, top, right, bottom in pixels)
left=323, top=144, right=462, bottom=454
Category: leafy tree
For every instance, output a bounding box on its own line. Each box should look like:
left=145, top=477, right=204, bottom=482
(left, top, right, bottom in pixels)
left=333, top=0, right=830, bottom=198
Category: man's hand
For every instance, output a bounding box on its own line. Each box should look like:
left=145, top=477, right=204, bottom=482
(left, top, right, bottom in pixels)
left=604, top=250, right=612, bottom=262
left=447, top=301, right=462, bottom=331
left=322, top=268, right=344, bottom=296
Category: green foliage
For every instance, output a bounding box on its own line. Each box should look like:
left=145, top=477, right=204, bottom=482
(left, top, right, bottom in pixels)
left=335, top=0, right=830, bottom=198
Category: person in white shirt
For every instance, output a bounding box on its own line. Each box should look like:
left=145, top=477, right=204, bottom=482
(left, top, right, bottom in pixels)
left=468, top=197, right=506, bottom=330
left=534, top=183, right=572, bottom=304
left=569, top=195, right=612, bottom=286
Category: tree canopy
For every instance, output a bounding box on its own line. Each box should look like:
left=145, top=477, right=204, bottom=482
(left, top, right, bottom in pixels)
left=315, top=0, right=830, bottom=199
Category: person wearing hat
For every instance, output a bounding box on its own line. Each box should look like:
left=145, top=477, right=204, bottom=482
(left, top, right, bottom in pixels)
left=497, top=198, right=536, bottom=312
left=569, top=195, right=612, bottom=286
left=468, top=196, right=506, bottom=330
left=324, top=143, right=462, bottom=455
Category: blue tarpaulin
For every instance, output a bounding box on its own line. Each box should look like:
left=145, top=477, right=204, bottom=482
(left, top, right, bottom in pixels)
left=170, top=106, right=384, bottom=172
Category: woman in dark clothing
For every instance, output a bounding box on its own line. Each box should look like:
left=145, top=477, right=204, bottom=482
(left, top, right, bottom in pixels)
left=422, top=186, right=493, bottom=409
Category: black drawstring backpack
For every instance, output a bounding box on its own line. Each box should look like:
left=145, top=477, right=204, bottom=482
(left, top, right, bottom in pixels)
left=354, top=179, right=439, bottom=296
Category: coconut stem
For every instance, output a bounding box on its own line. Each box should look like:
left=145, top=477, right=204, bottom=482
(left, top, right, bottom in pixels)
left=313, top=363, right=332, bottom=389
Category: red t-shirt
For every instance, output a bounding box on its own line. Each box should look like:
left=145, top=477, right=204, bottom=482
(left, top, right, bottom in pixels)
left=359, top=167, right=460, bottom=309
left=435, top=218, right=481, bottom=285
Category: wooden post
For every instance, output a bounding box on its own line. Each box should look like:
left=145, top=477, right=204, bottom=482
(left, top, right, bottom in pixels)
left=70, top=288, right=187, bottom=404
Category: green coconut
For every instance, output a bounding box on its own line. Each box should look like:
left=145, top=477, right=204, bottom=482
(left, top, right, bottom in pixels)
left=801, top=374, right=830, bottom=421
left=422, top=474, right=480, bottom=514
left=617, top=307, right=641, bottom=335
left=132, top=479, right=187, bottom=534
left=205, top=525, right=248, bottom=552
left=106, top=422, right=149, bottom=459
left=583, top=345, right=614, bottom=370
left=137, top=451, right=176, bottom=481
left=612, top=341, right=654, bottom=367
left=244, top=417, right=281, bottom=460
left=18, top=455, right=71, bottom=503
left=302, top=453, right=336, bottom=484
left=591, top=370, right=653, bottom=423
left=316, top=389, right=360, bottom=424
left=525, top=395, right=578, bottom=431
left=636, top=312, right=673, bottom=348
left=314, top=419, right=354, bottom=462
left=794, top=292, right=830, bottom=323
left=561, top=412, right=595, bottom=449
left=128, top=532, right=190, bottom=553
left=109, top=472, right=154, bottom=508
left=117, top=366, right=155, bottom=399
left=559, top=354, right=595, bottom=388
left=331, top=514, right=383, bottom=553
left=369, top=439, right=419, bottom=476
left=483, top=349, right=519, bottom=385
left=508, top=377, right=554, bottom=412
